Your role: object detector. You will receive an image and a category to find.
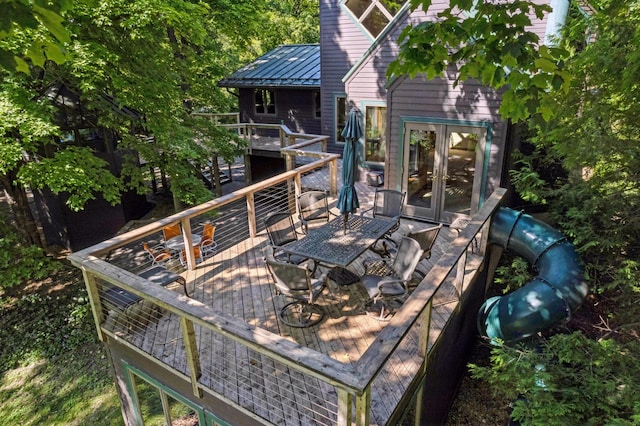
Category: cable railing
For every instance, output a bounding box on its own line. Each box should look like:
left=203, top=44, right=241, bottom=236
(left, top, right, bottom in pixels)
left=68, top=126, right=506, bottom=424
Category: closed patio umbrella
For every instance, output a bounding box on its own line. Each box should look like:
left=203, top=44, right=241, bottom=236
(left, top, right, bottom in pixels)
left=336, top=108, right=362, bottom=232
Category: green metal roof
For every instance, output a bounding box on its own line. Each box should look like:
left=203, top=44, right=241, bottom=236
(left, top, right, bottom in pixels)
left=218, top=44, right=320, bottom=89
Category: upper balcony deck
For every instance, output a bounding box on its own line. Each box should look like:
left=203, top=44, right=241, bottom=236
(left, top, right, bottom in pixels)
left=69, top=125, right=505, bottom=425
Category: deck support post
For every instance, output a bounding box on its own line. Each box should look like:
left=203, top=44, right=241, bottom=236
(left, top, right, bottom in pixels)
left=337, top=389, right=353, bottom=426
left=355, top=387, right=371, bottom=426
left=180, top=317, right=203, bottom=398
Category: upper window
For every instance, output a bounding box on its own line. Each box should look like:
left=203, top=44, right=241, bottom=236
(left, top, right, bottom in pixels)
left=255, top=89, right=276, bottom=115
left=344, top=0, right=406, bottom=38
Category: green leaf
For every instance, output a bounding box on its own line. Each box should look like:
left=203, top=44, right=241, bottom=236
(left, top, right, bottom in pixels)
left=534, top=57, right=557, bottom=73
left=33, top=5, right=70, bottom=44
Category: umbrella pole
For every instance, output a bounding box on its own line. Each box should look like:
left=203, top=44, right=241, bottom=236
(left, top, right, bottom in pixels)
left=343, top=213, right=348, bottom=234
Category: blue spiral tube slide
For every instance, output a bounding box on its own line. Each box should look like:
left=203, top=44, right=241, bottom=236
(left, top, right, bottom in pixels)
left=478, top=207, right=589, bottom=342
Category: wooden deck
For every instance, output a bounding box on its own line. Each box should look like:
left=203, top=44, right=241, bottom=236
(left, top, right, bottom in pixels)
left=99, top=210, right=476, bottom=425
left=75, top=143, right=501, bottom=425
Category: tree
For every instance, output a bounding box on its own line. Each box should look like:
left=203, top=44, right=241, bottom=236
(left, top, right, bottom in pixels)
left=390, top=0, right=640, bottom=422
left=1, top=0, right=269, bottom=248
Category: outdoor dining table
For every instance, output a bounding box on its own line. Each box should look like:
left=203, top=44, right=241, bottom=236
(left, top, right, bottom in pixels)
left=280, top=215, right=396, bottom=269
left=165, top=234, right=202, bottom=252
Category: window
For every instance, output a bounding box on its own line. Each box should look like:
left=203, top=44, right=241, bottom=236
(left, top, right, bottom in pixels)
left=313, top=91, right=321, bottom=119
left=255, top=89, right=275, bottom=115
left=365, top=105, right=386, bottom=163
left=344, top=0, right=406, bottom=38
left=336, top=96, right=346, bottom=143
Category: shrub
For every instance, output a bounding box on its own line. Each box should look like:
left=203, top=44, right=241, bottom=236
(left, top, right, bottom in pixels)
left=470, top=332, right=640, bottom=425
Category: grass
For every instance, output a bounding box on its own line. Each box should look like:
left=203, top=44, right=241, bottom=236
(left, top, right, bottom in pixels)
left=0, top=261, right=123, bottom=426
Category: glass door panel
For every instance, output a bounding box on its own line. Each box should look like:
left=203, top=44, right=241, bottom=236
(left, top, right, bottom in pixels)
left=404, top=124, right=438, bottom=217
left=441, top=130, right=479, bottom=220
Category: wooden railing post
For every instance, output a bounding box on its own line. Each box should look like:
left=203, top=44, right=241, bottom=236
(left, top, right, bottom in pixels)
left=246, top=193, right=257, bottom=238
left=355, top=386, right=371, bottom=426
left=82, top=270, right=107, bottom=342
left=180, top=218, right=196, bottom=270
left=455, top=249, right=467, bottom=296
left=337, top=389, right=353, bottom=426
left=180, top=317, right=203, bottom=398
left=417, top=300, right=433, bottom=359
left=329, top=158, right=338, bottom=195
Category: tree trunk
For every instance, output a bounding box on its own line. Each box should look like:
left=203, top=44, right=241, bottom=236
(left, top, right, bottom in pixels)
left=0, top=174, right=45, bottom=249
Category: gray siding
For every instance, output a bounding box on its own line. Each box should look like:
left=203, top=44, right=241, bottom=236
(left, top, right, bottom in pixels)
left=239, top=88, right=321, bottom=135
left=386, top=75, right=508, bottom=199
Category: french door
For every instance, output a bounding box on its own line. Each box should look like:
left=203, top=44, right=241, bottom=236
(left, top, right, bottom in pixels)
left=402, top=122, right=486, bottom=223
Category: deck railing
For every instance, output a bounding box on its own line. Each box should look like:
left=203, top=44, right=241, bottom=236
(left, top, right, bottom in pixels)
left=68, top=129, right=506, bottom=424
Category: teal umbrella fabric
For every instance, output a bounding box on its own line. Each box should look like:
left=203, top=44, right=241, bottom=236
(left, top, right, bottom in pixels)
left=337, top=108, right=362, bottom=230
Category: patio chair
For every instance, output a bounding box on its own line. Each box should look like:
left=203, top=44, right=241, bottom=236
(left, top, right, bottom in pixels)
left=162, top=223, right=181, bottom=244
left=361, top=189, right=406, bottom=256
left=142, top=242, right=174, bottom=266
left=407, top=224, right=443, bottom=261
left=179, top=246, right=203, bottom=266
left=297, top=190, right=335, bottom=234
left=199, top=222, right=217, bottom=257
left=264, top=212, right=311, bottom=266
left=264, top=258, right=326, bottom=327
left=407, top=224, right=443, bottom=281
left=360, top=236, right=423, bottom=321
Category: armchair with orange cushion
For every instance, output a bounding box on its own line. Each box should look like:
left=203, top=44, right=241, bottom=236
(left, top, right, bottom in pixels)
left=200, top=222, right=217, bottom=257
left=142, top=242, right=174, bottom=266
left=180, top=246, right=203, bottom=266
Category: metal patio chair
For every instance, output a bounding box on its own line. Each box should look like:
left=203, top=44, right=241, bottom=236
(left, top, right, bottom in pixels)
left=360, top=236, right=423, bottom=321
left=297, top=190, right=336, bottom=234
left=264, top=212, right=311, bottom=266
left=264, top=258, right=326, bottom=328
left=361, top=188, right=406, bottom=256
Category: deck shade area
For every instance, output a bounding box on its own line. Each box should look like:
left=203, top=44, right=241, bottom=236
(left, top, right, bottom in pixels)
left=69, top=124, right=507, bottom=425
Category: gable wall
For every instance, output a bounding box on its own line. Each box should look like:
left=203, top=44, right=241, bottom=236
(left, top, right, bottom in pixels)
left=319, top=0, right=375, bottom=145
left=338, top=0, right=552, bottom=195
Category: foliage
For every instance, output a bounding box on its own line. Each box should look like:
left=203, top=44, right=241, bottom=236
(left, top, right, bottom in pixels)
left=258, top=0, right=320, bottom=52
left=0, top=0, right=71, bottom=72
left=0, top=217, right=58, bottom=291
left=493, top=255, right=532, bottom=294
left=0, top=0, right=264, bottom=245
left=388, top=0, right=572, bottom=123
left=391, top=0, right=640, bottom=422
left=469, top=333, right=640, bottom=425
left=0, top=259, right=121, bottom=425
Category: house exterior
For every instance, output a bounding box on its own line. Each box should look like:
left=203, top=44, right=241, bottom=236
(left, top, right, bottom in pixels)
left=221, top=1, right=566, bottom=226
left=319, top=0, right=561, bottom=225
left=218, top=44, right=322, bottom=136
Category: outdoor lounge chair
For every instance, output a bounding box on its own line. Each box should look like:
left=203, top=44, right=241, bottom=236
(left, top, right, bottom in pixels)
left=297, top=190, right=335, bottom=233
left=264, top=258, right=326, bottom=327
left=407, top=224, right=443, bottom=280
left=360, top=236, right=422, bottom=321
